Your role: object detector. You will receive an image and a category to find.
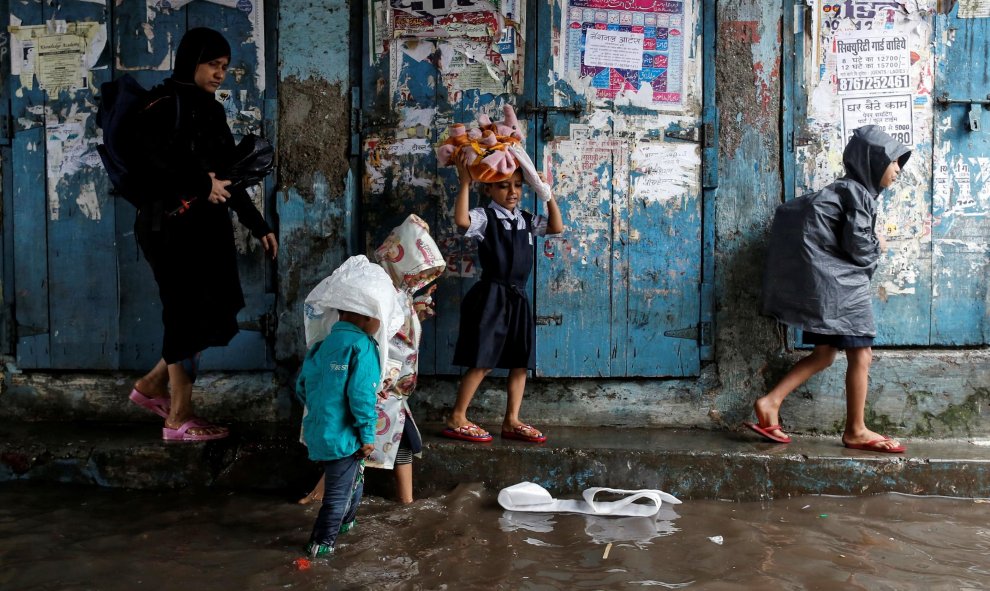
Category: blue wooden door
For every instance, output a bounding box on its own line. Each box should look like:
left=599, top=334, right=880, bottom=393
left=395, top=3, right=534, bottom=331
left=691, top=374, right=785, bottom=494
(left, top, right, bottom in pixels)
left=5, top=0, right=275, bottom=370
left=361, top=2, right=709, bottom=378
left=360, top=5, right=526, bottom=376
left=531, top=0, right=707, bottom=377
left=931, top=7, right=990, bottom=344
left=789, top=3, right=988, bottom=347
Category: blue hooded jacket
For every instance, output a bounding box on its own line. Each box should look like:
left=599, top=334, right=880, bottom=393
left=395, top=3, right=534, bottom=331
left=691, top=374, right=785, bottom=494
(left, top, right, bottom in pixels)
left=296, top=321, right=381, bottom=461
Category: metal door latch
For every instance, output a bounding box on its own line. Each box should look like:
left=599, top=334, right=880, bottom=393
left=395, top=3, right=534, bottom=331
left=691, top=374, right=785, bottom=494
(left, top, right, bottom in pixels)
left=936, top=93, right=990, bottom=132
left=535, top=314, right=563, bottom=326
left=519, top=102, right=585, bottom=142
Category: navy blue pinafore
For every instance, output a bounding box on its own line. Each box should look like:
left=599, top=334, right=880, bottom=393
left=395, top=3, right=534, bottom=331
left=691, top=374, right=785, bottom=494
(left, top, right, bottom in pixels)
left=453, top=207, right=536, bottom=370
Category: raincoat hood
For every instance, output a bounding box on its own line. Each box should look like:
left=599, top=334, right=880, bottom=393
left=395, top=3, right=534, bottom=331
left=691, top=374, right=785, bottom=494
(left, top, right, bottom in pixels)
left=842, top=125, right=911, bottom=196
left=374, top=214, right=446, bottom=293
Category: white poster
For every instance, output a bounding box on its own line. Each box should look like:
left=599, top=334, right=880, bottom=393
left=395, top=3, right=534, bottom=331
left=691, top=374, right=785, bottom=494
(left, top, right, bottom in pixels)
left=841, top=94, right=913, bottom=146
left=959, top=0, right=990, bottom=18
left=583, top=29, right=644, bottom=70
left=834, top=31, right=910, bottom=95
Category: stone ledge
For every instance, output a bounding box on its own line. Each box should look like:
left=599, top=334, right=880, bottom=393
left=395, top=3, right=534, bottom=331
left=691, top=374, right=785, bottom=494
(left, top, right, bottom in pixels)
left=2, top=422, right=988, bottom=501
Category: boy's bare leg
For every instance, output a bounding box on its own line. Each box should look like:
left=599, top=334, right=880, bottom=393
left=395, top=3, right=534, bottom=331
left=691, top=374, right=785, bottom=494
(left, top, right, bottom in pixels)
left=134, top=358, right=170, bottom=399
left=298, top=474, right=326, bottom=505
left=842, top=347, right=901, bottom=449
left=753, top=345, right=837, bottom=440
left=394, top=463, right=413, bottom=504
left=502, top=367, right=530, bottom=432
left=448, top=367, right=491, bottom=434
left=164, top=363, right=226, bottom=437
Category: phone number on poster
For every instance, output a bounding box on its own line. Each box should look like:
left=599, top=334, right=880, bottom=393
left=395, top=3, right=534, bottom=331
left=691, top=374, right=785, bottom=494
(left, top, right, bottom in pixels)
left=885, top=131, right=911, bottom=144
left=838, top=75, right=909, bottom=93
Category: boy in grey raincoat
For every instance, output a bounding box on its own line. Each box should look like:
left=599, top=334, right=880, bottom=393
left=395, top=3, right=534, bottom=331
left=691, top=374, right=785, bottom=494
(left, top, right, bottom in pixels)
left=747, top=125, right=910, bottom=453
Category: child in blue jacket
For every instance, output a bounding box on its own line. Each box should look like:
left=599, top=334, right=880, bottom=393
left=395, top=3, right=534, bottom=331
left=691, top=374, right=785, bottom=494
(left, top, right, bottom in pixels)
left=296, top=310, right=382, bottom=558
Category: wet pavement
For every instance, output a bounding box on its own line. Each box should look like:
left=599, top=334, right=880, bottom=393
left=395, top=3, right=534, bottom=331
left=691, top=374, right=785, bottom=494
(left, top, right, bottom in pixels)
left=2, top=480, right=989, bottom=590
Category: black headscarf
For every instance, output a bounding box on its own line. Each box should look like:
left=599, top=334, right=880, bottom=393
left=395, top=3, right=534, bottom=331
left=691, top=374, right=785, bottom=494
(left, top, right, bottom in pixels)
left=172, top=27, right=231, bottom=83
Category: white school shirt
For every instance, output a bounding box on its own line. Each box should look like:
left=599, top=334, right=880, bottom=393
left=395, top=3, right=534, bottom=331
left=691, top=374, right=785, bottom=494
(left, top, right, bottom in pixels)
left=463, top=201, right=549, bottom=241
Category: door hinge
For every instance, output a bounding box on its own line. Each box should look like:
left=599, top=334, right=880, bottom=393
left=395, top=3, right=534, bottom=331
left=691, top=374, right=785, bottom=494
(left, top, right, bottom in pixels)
left=663, top=321, right=712, bottom=346
left=350, top=86, right=362, bottom=156
left=260, top=311, right=278, bottom=340
left=0, top=114, right=11, bottom=146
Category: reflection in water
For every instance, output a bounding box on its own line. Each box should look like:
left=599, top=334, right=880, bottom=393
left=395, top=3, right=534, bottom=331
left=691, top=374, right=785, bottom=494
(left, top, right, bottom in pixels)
left=500, top=507, right=681, bottom=547
left=2, top=482, right=989, bottom=590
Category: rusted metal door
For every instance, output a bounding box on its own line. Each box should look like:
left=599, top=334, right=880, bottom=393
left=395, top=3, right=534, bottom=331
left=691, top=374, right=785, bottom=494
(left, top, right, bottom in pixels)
left=3, top=0, right=276, bottom=370
left=361, top=1, right=711, bottom=377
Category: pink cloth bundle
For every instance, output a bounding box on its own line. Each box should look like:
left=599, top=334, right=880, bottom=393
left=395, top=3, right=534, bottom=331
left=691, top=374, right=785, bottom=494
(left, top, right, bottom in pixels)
left=437, top=104, right=553, bottom=202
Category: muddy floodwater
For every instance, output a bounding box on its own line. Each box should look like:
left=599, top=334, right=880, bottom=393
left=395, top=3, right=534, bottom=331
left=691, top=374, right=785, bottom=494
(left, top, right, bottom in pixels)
left=1, top=480, right=988, bottom=590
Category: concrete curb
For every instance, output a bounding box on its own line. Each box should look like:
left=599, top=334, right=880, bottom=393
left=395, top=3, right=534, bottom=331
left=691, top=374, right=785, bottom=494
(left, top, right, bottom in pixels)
left=2, top=422, right=988, bottom=501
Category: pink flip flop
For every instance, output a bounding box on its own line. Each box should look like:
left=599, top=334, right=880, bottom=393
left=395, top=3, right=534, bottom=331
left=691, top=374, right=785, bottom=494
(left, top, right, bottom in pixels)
left=744, top=422, right=792, bottom=444
left=440, top=424, right=493, bottom=443
left=162, top=417, right=229, bottom=442
left=843, top=436, right=905, bottom=453
left=129, top=388, right=171, bottom=418
left=501, top=424, right=547, bottom=443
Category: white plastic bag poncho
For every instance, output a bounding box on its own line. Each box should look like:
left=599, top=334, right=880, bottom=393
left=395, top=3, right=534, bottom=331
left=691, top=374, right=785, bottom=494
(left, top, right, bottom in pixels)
left=302, top=255, right=404, bottom=380
left=365, top=214, right=446, bottom=470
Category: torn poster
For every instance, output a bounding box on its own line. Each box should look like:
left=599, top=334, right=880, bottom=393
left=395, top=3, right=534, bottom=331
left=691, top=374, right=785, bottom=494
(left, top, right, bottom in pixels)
left=630, top=142, right=700, bottom=207
left=391, top=0, right=501, bottom=38
left=8, top=21, right=106, bottom=92
left=959, top=0, right=990, bottom=18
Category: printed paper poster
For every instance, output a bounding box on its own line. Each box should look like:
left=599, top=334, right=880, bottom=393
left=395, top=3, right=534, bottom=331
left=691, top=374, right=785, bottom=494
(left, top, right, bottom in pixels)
left=959, top=0, right=990, bottom=18
left=834, top=31, right=910, bottom=95
left=561, top=0, right=685, bottom=107
left=841, top=94, right=913, bottom=145
left=583, top=29, right=644, bottom=70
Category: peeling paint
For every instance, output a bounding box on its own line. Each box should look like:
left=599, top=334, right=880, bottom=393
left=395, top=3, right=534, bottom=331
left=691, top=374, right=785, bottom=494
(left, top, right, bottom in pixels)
left=74, top=182, right=102, bottom=222
left=277, top=77, right=350, bottom=201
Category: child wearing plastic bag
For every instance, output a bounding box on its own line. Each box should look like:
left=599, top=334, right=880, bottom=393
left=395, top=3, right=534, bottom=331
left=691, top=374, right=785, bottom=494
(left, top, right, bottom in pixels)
left=366, top=214, right=446, bottom=503
left=298, top=219, right=444, bottom=505
left=296, top=256, right=403, bottom=557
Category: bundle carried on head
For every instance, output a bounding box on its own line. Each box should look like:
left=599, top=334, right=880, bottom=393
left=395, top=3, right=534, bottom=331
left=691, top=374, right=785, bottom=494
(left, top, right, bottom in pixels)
left=437, top=104, right=553, bottom=203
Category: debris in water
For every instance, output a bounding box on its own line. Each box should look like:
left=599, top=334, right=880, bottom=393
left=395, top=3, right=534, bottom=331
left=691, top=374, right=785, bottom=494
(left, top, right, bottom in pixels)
left=708, top=536, right=723, bottom=545
left=603, top=542, right=613, bottom=559
left=293, top=558, right=311, bottom=571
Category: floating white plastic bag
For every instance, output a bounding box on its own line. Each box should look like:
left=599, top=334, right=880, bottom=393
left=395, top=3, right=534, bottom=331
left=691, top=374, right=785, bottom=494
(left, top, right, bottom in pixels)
left=497, top=481, right=681, bottom=518
left=302, top=255, right=404, bottom=379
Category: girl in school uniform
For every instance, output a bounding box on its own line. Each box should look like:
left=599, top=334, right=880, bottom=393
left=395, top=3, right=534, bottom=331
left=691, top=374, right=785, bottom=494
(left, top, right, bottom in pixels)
left=439, top=110, right=563, bottom=443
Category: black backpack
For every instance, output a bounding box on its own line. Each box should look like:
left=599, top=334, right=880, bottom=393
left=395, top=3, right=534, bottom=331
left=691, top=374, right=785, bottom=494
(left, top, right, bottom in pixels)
left=96, top=74, right=180, bottom=208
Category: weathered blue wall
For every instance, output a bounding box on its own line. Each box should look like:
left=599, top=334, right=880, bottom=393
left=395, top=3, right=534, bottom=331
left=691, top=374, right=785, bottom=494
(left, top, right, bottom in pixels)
left=274, top=0, right=356, bottom=364
left=2, top=0, right=988, bottom=440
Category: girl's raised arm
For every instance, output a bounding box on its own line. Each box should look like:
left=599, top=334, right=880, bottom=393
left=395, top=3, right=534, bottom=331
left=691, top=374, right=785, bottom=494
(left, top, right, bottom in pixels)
left=454, top=159, right=473, bottom=230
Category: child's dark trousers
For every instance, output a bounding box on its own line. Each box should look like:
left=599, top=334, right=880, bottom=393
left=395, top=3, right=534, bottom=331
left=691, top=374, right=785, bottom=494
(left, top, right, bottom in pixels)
left=309, top=456, right=364, bottom=549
